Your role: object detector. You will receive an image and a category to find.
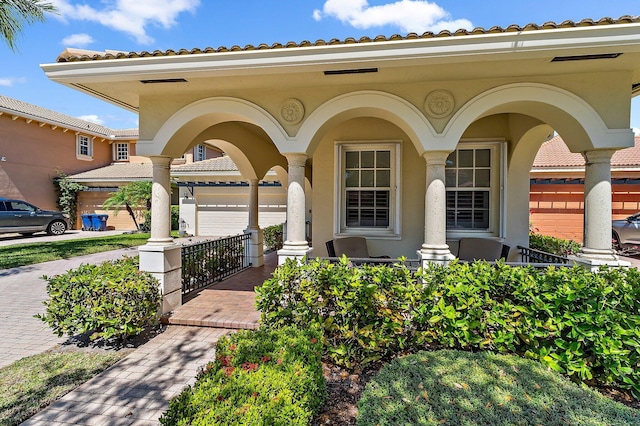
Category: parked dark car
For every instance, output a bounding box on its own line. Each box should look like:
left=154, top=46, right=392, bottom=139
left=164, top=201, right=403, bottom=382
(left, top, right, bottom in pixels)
left=0, top=198, right=68, bottom=236
left=612, top=212, right=640, bottom=253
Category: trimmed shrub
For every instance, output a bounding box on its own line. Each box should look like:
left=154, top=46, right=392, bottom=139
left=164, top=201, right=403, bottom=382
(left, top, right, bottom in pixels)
left=529, top=232, right=580, bottom=257
left=263, top=223, right=284, bottom=251
left=141, top=206, right=180, bottom=232
left=357, top=350, right=640, bottom=426
left=257, top=258, right=640, bottom=397
left=36, top=256, right=160, bottom=341
left=160, top=326, right=326, bottom=426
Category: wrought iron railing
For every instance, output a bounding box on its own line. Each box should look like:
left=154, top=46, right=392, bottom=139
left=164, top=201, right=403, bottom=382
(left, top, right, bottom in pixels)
left=181, top=234, right=251, bottom=296
left=517, top=245, right=570, bottom=264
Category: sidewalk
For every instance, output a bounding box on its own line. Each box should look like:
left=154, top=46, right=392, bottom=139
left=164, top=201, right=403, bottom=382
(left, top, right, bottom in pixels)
left=22, top=325, right=232, bottom=426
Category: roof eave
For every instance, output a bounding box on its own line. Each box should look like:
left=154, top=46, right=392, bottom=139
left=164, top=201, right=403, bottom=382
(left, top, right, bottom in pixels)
left=41, top=22, right=640, bottom=84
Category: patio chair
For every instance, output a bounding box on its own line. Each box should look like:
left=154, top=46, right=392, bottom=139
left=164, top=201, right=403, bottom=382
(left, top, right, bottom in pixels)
left=327, top=236, right=390, bottom=259
left=457, top=237, right=506, bottom=262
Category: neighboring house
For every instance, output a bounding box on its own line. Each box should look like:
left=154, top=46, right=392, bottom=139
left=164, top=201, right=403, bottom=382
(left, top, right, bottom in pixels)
left=530, top=135, right=640, bottom=242
left=67, top=146, right=222, bottom=230
left=172, top=155, right=289, bottom=238
left=0, top=95, right=136, bottom=215
left=42, top=16, right=640, bottom=312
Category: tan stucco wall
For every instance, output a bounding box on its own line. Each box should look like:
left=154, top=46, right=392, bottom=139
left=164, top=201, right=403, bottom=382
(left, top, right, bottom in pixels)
left=0, top=114, right=115, bottom=212
left=311, top=117, right=425, bottom=258
left=138, top=70, right=632, bottom=154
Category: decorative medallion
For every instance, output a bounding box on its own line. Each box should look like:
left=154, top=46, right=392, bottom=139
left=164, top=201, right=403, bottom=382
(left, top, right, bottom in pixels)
left=280, top=98, right=305, bottom=124
left=425, top=90, right=454, bottom=118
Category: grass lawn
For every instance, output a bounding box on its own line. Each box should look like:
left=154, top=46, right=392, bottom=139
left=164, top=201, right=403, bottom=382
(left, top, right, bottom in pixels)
left=0, top=350, right=128, bottom=426
left=358, top=350, right=640, bottom=426
left=0, top=233, right=153, bottom=269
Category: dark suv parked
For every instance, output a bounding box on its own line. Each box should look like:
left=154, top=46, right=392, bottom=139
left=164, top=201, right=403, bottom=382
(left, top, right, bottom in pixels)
left=0, top=198, right=68, bottom=236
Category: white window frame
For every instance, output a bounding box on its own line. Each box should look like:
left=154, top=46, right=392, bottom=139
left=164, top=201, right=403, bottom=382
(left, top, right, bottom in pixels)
left=194, top=144, right=206, bottom=161
left=76, top=134, right=93, bottom=160
left=445, top=140, right=506, bottom=240
left=334, top=141, right=401, bottom=239
left=114, top=142, right=129, bottom=161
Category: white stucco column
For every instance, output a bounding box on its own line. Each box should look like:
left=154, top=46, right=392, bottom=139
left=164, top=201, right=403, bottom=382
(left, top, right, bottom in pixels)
left=148, top=156, right=173, bottom=245
left=139, top=155, right=182, bottom=314
left=570, top=149, right=624, bottom=268
left=419, top=151, right=455, bottom=266
left=278, top=153, right=312, bottom=264
left=244, top=178, right=264, bottom=267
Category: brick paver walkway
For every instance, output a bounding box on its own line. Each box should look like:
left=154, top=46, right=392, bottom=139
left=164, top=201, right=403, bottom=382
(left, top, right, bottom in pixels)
left=160, top=251, right=277, bottom=329
left=22, top=326, right=232, bottom=425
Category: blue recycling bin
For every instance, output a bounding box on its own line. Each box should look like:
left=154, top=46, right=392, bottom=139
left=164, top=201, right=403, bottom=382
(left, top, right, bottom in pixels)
left=81, top=214, right=94, bottom=231
left=91, top=214, right=109, bottom=231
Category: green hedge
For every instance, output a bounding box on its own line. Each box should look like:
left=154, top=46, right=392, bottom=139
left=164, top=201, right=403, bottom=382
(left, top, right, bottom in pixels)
left=358, top=350, right=640, bottom=426
left=257, top=257, right=640, bottom=397
left=160, top=326, right=326, bottom=425
left=529, top=232, right=580, bottom=256
left=37, top=256, right=160, bottom=341
left=263, top=223, right=284, bottom=251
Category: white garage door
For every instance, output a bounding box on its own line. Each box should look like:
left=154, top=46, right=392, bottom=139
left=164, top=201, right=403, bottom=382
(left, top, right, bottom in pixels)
left=196, top=191, right=286, bottom=237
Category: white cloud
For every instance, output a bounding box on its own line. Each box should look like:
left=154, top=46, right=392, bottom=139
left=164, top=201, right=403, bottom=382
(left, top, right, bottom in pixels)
left=77, top=114, right=105, bottom=125
left=313, top=0, right=472, bottom=34
left=0, top=77, right=27, bottom=87
left=51, top=0, right=200, bottom=44
left=61, top=33, right=95, bottom=47
left=633, top=128, right=640, bottom=136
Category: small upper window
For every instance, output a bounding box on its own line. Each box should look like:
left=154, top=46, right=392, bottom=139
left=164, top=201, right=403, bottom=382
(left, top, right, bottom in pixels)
left=115, top=143, right=129, bottom=161
left=194, top=144, right=206, bottom=161
left=77, top=135, right=93, bottom=159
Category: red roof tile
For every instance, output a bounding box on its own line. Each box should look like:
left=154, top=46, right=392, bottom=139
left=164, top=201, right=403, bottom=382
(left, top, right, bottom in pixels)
left=533, top=135, right=640, bottom=169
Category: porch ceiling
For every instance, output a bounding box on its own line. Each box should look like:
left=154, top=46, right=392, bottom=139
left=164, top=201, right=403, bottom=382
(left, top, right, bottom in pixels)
left=41, top=19, right=640, bottom=113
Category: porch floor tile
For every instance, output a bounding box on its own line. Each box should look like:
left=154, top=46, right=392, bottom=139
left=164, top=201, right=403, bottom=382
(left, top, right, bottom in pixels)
left=160, top=251, right=278, bottom=330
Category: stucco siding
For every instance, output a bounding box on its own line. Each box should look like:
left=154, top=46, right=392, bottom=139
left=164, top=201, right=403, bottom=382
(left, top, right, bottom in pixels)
left=0, top=113, right=115, bottom=211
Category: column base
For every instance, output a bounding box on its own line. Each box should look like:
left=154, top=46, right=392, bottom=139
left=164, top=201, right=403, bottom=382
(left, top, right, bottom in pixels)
left=277, top=246, right=313, bottom=265
left=418, top=244, right=455, bottom=267
left=244, top=228, right=264, bottom=267
left=569, top=249, right=630, bottom=271
left=138, top=243, right=182, bottom=315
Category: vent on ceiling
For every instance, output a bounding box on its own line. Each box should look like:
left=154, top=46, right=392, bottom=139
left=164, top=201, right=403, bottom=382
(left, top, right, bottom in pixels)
left=324, top=68, right=378, bottom=76
left=551, top=53, right=622, bottom=62
left=140, top=78, right=188, bottom=84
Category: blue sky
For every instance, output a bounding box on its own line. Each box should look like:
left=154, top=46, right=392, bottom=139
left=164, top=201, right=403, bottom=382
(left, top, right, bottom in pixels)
left=1, top=0, right=639, bottom=131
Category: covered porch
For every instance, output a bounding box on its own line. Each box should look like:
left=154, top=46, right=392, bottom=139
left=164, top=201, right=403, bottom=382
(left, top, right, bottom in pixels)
left=41, top=17, right=640, bottom=313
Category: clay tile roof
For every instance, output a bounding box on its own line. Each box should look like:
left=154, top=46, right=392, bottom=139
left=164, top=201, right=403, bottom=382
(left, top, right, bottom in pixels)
left=171, top=156, right=238, bottom=173
left=0, top=94, right=138, bottom=138
left=67, top=163, right=152, bottom=181
left=533, top=135, right=640, bottom=169
left=56, top=15, right=640, bottom=63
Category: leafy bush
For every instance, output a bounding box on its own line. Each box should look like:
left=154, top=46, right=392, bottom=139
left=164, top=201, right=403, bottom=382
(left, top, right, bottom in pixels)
left=53, top=171, right=87, bottom=228
left=257, top=258, right=640, bottom=397
left=529, top=232, right=580, bottom=256
left=37, top=256, right=160, bottom=341
left=141, top=206, right=181, bottom=232
left=357, top=350, right=640, bottom=426
left=263, top=223, right=284, bottom=251
left=160, top=326, right=326, bottom=426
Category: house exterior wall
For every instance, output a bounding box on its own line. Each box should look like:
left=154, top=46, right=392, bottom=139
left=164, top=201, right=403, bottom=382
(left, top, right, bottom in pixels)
left=312, top=117, right=426, bottom=258
left=138, top=70, right=631, bottom=154
left=0, top=113, right=114, bottom=211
